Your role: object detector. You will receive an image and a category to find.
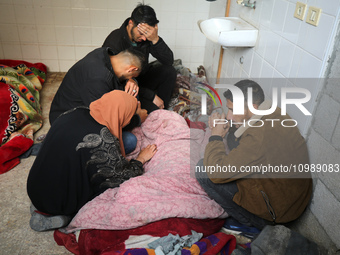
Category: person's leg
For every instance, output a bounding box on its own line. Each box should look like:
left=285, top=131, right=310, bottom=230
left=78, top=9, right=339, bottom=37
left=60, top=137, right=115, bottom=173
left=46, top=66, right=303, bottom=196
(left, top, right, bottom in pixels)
left=195, top=159, right=270, bottom=230
left=137, top=65, right=176, bottom=109
left=122, top=131, right=137, bottom=154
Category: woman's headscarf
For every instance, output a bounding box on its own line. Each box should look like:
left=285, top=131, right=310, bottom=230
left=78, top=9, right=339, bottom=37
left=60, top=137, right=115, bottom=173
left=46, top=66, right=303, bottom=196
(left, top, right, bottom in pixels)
left=89, top=90, right=137, bottom=157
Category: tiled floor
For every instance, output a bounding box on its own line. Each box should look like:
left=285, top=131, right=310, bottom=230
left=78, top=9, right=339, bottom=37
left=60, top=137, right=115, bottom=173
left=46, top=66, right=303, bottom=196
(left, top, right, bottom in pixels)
left=0, top=73, right=72, bottom=254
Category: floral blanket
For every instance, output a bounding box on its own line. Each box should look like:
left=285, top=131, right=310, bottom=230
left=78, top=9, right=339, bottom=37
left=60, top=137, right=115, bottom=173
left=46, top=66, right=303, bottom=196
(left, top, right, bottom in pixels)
left=0, top=60, right=47, bottom=174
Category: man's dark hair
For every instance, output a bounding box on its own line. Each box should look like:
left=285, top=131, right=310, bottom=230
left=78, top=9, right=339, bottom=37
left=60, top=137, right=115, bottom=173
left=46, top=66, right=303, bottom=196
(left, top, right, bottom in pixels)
left=130, top=3, right=159, bottom=26
left=123, top=47, right=147, bottom=73
left=224, top=79, right=265, bottom=106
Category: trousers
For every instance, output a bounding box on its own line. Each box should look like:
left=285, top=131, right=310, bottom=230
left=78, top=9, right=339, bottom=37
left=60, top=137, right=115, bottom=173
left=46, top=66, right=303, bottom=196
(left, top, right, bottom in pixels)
left=195, top=159, right=271, bottom=230
left=137, top=64, right=176, bottom=113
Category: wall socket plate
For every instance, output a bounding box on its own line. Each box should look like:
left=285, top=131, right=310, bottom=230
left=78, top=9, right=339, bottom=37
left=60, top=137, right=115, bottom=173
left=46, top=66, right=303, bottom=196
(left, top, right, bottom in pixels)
left=306, top=6, right=322, bottom=26
left=294, top=2, right=307, bottom=20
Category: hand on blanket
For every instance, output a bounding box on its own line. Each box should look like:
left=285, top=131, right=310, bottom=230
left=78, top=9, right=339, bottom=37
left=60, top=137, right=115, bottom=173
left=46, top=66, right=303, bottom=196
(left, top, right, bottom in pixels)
left=136, top=144, right=157, bottom=164
left=136, top=101, right=148, bottom=123
left=153, top=95, right=164, bottom=109
left=209, top=112, right=229, bottom=138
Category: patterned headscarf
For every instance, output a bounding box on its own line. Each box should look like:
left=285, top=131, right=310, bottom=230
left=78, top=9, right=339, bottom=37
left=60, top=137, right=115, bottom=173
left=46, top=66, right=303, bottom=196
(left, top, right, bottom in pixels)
left=89, top=90, right=137, bottom=157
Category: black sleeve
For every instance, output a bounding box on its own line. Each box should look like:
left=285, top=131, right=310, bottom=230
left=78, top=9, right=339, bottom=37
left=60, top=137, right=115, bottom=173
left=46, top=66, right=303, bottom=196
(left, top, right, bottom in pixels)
left=138, top=87, right=156, bottom=101
left=149, top=37, right=174, bottom=66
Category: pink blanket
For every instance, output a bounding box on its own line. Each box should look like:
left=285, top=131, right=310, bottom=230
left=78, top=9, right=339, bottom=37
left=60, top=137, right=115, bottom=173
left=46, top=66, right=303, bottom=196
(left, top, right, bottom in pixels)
left=64, top=110, right=226, bottom=233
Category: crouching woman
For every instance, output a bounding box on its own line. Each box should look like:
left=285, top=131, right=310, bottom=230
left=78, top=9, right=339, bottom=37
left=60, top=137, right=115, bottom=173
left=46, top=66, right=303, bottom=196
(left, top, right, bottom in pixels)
left=27, top=90, right=157, bottom=231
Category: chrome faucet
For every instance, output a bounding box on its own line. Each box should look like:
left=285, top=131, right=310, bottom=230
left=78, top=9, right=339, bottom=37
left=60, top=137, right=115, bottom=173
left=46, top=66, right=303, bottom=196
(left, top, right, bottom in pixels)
left=236, top=0, right=256, bottom=9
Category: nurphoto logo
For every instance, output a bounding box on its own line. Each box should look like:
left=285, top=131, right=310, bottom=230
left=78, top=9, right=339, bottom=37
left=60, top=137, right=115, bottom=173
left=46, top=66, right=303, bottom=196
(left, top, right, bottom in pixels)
left=201, top=84, right=312, bottom=128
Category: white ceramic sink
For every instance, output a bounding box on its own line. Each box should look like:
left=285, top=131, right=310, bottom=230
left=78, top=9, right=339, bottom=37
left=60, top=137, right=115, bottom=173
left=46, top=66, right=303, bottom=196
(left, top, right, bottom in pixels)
left=198, top=17, right=258, bottom=47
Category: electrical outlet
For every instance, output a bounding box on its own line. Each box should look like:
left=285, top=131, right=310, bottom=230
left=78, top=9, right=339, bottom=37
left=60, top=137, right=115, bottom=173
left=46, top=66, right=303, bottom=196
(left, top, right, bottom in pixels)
left=294, top=2, right=307, bottom=20
left=306, top=6, right=322, bottom=26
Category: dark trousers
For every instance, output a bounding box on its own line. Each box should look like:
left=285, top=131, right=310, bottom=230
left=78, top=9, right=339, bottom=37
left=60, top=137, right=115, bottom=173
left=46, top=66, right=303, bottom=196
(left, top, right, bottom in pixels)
left=137, top=64, right=176, bottom=113
left=195, top=159, right=271, bottom=230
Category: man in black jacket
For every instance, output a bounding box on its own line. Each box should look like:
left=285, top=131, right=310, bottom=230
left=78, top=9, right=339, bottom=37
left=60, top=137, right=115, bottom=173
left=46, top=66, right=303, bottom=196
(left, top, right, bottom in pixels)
left=49, top=47, right=147, bottom=154
left=103, top=3, right=176, bottom=113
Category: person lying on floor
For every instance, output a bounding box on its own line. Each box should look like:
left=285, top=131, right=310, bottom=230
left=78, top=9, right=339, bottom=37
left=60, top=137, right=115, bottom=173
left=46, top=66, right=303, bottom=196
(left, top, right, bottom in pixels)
left=27, top=90, right=157, bottom=232
left=196, top=79, right=313, bottom=230
left=49, top=47, right=148, bottom=154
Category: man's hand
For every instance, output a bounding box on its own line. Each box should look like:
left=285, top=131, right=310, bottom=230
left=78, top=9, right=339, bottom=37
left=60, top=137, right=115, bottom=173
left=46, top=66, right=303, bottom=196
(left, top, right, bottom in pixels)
left=136, top=101, right=148, bottom=123
left=153, top=95, right=164, bottom=109
left=209, top=112, right=229, bottom=137
left=137, top=23, right=159, bottom=44
left=125, top=79, right=139, bottom=97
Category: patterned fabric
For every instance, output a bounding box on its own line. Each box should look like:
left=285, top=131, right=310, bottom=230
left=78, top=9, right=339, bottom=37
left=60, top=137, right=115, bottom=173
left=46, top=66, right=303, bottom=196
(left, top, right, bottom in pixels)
left=77, top=127, right=143, bottom=190
left=0, top=60, right=46, bottom=174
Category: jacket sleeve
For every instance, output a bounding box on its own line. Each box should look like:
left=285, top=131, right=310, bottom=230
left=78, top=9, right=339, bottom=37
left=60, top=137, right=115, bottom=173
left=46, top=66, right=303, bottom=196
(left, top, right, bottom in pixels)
left=149, top=37, right=174, bottom=66
left=203, top=132, right=265, bottom=183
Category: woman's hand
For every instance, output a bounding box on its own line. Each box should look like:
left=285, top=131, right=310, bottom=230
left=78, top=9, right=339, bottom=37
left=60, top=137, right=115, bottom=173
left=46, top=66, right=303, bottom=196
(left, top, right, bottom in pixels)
left=136, top=144, right=157, bottom=164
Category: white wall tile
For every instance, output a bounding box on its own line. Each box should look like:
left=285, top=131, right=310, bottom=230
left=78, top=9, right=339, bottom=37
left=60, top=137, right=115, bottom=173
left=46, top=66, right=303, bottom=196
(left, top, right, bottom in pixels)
left=241, top=48, right=254, bottom=76
left=2, top=43, right=22, bottom=59
left=282, top=2, right=302, bottom=45
left=51, top=0, right=71, bottom=8
left=0, top=4, right=16, bottom=24
left=57, top=46, right=75, bottom=60
left=40, top=59, right=59, bottom=72
left=73, top=27, right=92, bottom=45
left=34, top=6, right=55, bottom=25
left=21, top=44, right=40, bottom=59
left=89, top=0, right=107, bottom=10
left=39, top=45, right=58, bottom=60
left=90, top=9, right=108, bottom=27
left=276, top=38, right=295, bottom=77
left=107, top=10, right=126, bottom=29
left=250, top=52, right=263, bottom=78
left=303, top=14, right=335, bottom=60
left=53, top=7, right=73, bottom=26
left=0, top=45, right=4, bottom=59
left=36, top=25, right=56, bottom=43
left=160, top=1, right=178, bottom=13
left=271, top=0, right=289, bottom=35
left=176, top=12, right=195, bottom=30
left=91, top=27, right=108, bottom=46
left=14, top=5, right=36, bottom=24
left=17, top=25, right=38, bottom=43
left=55, top=26, right=74, bottom=45
left=264, top=31, right=280, bottom=67
left=59, top=59, right=75, bottom=72
left=175, top=30, right=193, bottom=47
left=298, top=51, right=322, bottom=78
left=75, top=46, right=95, bottom=61
left=307, top=0, right=340, bottom=16
left=72, top=8, right=91, bottom=27
left=159, top=29, right=176, bottom=47
left=0, top=24, right=19, bottom=42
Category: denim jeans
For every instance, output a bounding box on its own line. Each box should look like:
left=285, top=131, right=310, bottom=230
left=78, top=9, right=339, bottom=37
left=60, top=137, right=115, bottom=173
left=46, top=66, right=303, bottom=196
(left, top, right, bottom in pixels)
left=195, top=159, right=271, bottom=229
left=122, top=131, right=137, bottom=155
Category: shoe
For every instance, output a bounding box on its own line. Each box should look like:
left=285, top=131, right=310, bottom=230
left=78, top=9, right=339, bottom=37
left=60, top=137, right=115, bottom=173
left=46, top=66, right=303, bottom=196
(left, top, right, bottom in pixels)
left=222, top=217, right=261, bottom=239
left=30, top=211, right=71, bottom=232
